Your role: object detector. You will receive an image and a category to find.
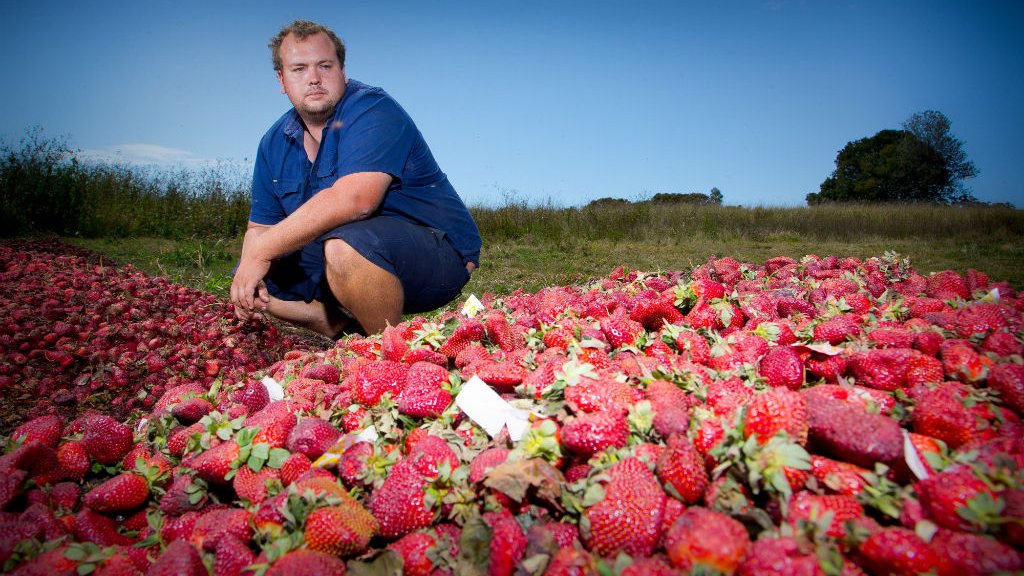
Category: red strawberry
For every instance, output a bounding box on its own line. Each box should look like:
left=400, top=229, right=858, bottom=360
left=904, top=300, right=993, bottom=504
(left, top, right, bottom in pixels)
left=49, top=481, right=81, bottom=512
left=663, top=506, right=750, bottom=573
left=916, top=465, right=999, bottom=533
left=474, top=360, right=529, bottom=392
left=299, top=362, right=341, bottom=383
left=561, top=411, right=629, bottom=459
left=349, top=359, right=409, bottom=406
left=56, top=440, right=90, bottom=481
left=910, top=382, right=997, bottom=450
left=631, top=295, right=685, bottom=330
left=73, top=509, right=134, bottom=547
left=147, top=540, right=207, bottom=576
left=484, top=310, right=522, bottom=352
left=398, top=361, right=453, bottom=418
left=656, top=434, right=708, bottom=505
left=600, top=310, right=646, bottom=348
left=804, top=351, right=847, bottom=383
left=304, top=500, right=380, bottom=558
left=481, top=509, right=529, bottom=575
left=266, top=549, right=348, bottom=576
left=856, top=527, right=952, bottom=576
left=804, top=391, right=903, bottom=470
left=84, top=472, right=149, bottom=513
left=931, top=529, right=1024, bottom=576
left=848, top=347, right=914, bottom=391
left=759, top=345, right=805, bottom=390
left=190, top=508, right=253, bottom=552
left=188, top=439, right=240, bottom=484
left=582, top=457, right=667, bottom=558
left=370, top=459, right=435, bottom=539
left=812, top=314, right=862, bottom=344
left=925, top=269, right=969, bottom=300
left=941, top=343, right=993, bottom=383
left=231, top=379, right=270, bottom=415
left=12, top=415, right=63, bottom=449
left=232, top=465, right=281, bottom=504
left=809, top=455, right=870, bottom=496
left=170, top=397, right=214, bottom=424
left=989, top=362, right=1024, bottom=415
left=81, top=415, right=133, bottom=465
left=159, top=473, right=207, bottom=516
left=280, top=451, right=312, bottom=486
left=438, top=317, right=486, bottom=358
left=246, top=402, right=299, bottom=448
left=213, top=534, right=257, bottom=576
left=285, top=417, right=342, bottom=460
left=744, top=387, right=808, bottom=445
left=388, top=531, right=439, bottom=576
left=736, top=535, right=829, bottom=576
left=786, top=491, right=864, bottom=539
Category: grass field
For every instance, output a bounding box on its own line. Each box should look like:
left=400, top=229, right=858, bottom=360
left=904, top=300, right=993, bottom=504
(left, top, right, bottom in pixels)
left=71, top=202, right=1024, bottom=318
left=6, top=131, right=1021, bottom=308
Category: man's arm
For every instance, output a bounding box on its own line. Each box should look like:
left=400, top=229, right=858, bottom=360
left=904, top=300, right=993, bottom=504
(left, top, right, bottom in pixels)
left=230, top=171, right=392, bottom=320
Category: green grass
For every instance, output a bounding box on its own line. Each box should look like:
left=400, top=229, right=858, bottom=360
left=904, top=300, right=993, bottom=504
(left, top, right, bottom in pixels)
left=6, top=128, right=1022, bottom=302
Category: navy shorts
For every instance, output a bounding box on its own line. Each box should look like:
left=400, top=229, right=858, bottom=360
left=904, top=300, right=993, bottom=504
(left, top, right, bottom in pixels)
left=263, top=216, right=472, bottom=314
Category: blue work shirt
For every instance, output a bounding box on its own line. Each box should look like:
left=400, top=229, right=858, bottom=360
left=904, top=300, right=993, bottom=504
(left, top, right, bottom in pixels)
left=249, top=79, right=481, bottom=266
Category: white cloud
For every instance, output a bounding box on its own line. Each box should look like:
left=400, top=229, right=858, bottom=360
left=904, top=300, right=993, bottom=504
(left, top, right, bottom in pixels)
left=78, top=143, right=216, bottom=167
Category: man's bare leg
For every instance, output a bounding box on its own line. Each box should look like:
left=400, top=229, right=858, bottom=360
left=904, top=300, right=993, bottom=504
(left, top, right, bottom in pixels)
left=322, top=238, right=403, bottom=336
left=265, top=296, right=352, bottom=338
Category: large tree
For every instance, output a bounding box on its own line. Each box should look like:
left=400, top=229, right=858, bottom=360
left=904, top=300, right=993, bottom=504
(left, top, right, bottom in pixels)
left=808, top=111, right=978, bottom=205
left=902, top=110, right=978, bottom=198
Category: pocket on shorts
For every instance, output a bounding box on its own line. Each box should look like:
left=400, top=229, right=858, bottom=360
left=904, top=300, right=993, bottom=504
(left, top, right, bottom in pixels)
left=272, top=179, right=304, bottom=216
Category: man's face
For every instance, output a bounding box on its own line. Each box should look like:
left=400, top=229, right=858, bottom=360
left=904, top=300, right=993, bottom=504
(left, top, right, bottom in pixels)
left=276, top=32, right=346, bottom=121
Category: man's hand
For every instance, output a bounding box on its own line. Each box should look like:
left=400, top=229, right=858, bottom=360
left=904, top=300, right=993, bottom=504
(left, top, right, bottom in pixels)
left=231, top=227, right=272, bottom=322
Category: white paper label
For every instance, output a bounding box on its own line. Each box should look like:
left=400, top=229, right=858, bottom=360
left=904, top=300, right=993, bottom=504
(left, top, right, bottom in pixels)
left=455, top=375, right=534, bottom=440
left=461, top=294, right=485, bottom=317
left=261, top=376, right=285, bottom=401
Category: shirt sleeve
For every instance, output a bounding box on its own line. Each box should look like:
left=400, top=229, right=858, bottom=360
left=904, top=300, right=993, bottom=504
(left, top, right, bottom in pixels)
left=335, top=94, right=416, bottom=180
left=248, top=142, right=284, bottom=225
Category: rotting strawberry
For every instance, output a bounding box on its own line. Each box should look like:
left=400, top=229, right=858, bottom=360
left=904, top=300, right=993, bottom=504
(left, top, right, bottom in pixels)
left=804, top=391, right=903, bottom=470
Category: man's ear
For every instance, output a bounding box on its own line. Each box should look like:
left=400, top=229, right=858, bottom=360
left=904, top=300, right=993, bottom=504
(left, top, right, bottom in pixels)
left=276, top=70, right=286, bottom=94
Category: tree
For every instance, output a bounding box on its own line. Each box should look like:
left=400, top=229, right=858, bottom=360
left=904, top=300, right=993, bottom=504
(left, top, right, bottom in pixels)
left=902, top=110, right=978, bottom=200
left=807, top=127, right=970, bottom=205
left=808, top=111, right=978, bottom=206
left=709, top=187, right=723, bottom=205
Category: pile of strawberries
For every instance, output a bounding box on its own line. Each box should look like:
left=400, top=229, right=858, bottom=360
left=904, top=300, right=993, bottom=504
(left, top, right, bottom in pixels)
left=0, top=239, right=303, bottom=428
left=2, top=244, right=1023, bottom=575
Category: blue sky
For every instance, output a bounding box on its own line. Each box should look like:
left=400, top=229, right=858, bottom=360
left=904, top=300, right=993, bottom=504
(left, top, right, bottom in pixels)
left=2, top=1, right=1022, bottom=208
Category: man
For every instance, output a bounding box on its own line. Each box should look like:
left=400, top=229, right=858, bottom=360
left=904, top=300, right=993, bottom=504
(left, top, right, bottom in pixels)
left=231, top=20, right=481, bottom=337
